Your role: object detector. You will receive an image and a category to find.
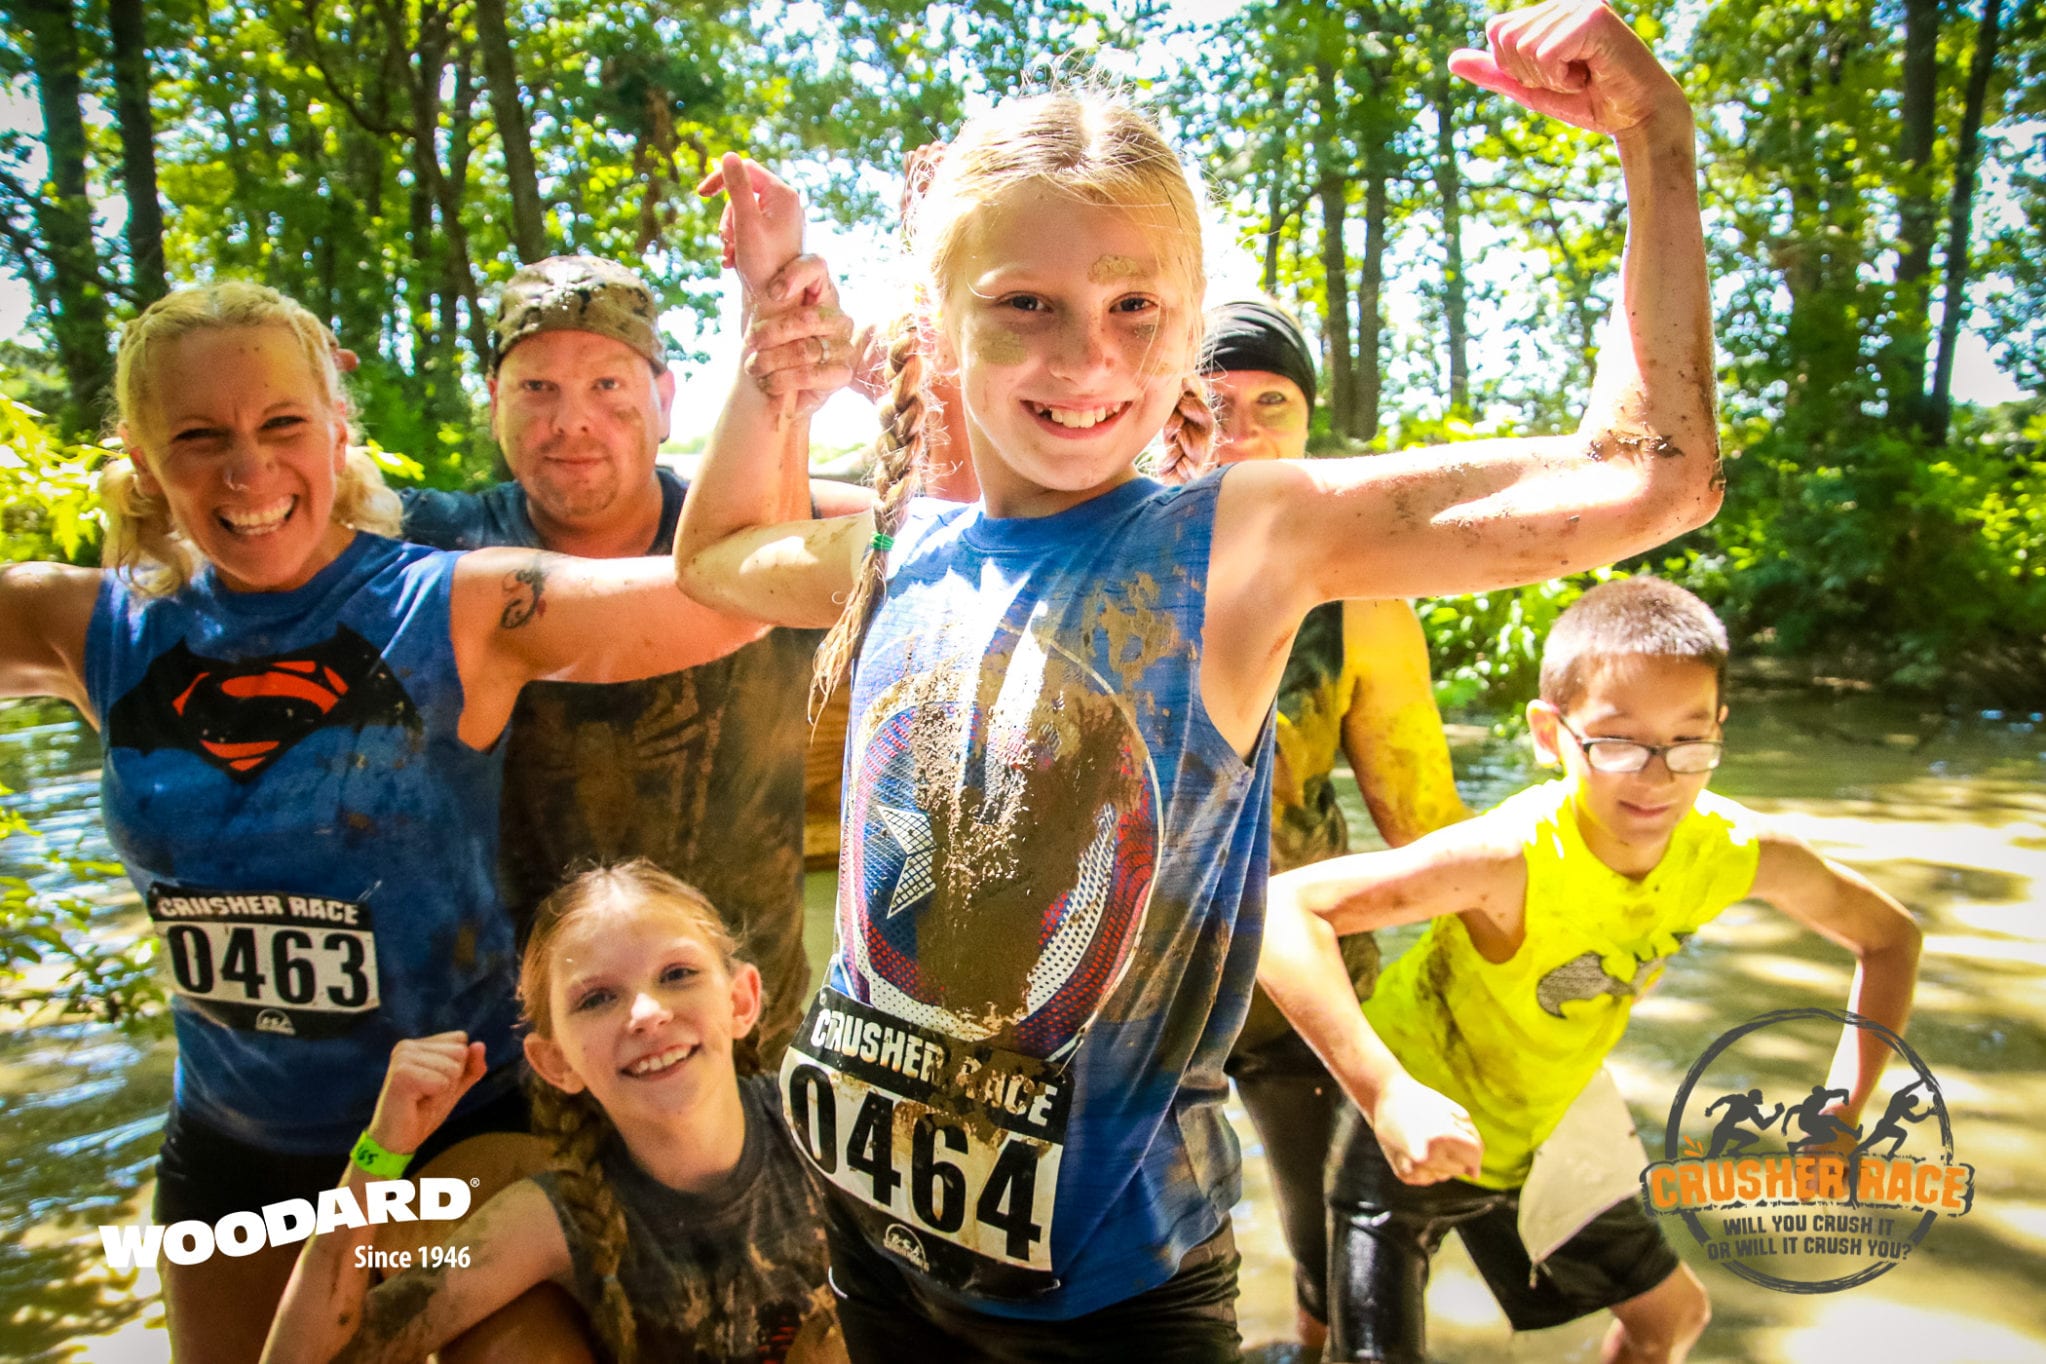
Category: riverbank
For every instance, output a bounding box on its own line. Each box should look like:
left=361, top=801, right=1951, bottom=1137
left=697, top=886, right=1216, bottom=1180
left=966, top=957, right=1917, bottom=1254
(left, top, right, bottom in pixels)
left=6, top=691, right=2045, bottom=1360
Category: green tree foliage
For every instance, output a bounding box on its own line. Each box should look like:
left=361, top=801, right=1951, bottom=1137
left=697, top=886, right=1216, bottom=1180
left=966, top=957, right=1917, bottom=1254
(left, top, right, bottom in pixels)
left=1162, top=0, right=2042, bottom=697
left=0, top=386, right=104, bottom=563
left=1, top=0, right=2041, bottom=695
left=1422, top=567, right=1628, bottom=719
left=1678, top=0, right=2046, bottom=692
left=0, top=0, right=1099, bottom=465
left=757, top=0, right=1103, bottom=222
left=0, top=396, right=159, bottom=1028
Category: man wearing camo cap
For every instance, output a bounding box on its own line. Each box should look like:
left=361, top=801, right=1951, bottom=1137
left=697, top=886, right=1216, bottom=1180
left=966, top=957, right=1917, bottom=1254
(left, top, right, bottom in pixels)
left=402, top=254, right=870, bottom=1063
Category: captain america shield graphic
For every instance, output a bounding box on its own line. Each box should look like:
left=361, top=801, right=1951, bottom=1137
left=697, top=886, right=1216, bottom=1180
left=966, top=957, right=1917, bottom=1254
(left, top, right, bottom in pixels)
left=841, top=623, right=1159, bottom=1061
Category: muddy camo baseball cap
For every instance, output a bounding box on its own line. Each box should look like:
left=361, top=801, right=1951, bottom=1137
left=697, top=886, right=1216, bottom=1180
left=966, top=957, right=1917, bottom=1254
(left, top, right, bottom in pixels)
left=489, top=255, right=667, bottom=374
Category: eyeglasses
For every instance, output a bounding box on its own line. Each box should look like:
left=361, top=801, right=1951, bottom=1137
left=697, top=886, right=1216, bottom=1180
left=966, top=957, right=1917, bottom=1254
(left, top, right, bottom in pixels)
left=1555, top=718, right=1725, bottom=775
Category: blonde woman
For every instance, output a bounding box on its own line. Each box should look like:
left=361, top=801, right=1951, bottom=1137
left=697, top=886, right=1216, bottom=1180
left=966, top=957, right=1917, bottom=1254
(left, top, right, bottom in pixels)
left=0, top=280, right=828, bottom=1360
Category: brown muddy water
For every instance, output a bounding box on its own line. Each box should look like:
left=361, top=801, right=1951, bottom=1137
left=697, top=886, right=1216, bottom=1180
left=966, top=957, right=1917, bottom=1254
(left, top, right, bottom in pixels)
left=4, top=689, right=2044, bottom=1362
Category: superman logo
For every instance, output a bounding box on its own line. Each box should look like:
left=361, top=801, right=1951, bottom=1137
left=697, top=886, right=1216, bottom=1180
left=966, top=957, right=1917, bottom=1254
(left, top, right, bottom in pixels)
left=106, top=627, right=422, bottom=780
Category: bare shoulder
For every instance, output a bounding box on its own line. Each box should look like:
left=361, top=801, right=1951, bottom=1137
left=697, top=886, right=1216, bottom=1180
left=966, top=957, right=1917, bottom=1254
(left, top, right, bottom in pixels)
left=0, top=560, right=104, bottom=613
left=1210, top=456, right=1314, bottom=553
left=1745, top=819, right=1832, bottom=897
left=0, top=561, right=104, bottom=706
left=1343, top=596, right=1424, bottom=639
left=1416, top=807, right=1532, bottom=886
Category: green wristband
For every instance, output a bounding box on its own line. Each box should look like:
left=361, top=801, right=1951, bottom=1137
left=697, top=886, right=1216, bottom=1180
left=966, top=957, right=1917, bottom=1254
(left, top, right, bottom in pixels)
left=350, top=1130, right=413, bottom=1179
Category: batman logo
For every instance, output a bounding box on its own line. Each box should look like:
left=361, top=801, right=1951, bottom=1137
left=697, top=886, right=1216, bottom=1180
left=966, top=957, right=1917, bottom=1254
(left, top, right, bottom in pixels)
left=106, top=627, right=422, bottom=781
left=1535, top=950, right=1637, bottom=1019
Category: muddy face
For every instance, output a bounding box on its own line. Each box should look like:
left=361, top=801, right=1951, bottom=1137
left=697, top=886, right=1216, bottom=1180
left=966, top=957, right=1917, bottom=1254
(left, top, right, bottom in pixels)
left=1088, top=254, right=1144, bottom=284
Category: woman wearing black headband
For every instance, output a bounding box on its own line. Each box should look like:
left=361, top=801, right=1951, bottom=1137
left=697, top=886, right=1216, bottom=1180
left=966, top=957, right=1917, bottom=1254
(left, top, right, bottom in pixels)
left=1202, top=297, right=1472, bottom=1358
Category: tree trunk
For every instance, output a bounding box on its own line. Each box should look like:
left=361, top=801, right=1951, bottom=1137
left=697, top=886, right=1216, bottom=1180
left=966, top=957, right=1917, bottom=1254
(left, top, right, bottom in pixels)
left=1355, top=152, right=1389, bottom=444
left=107, top=0, right=166, bottom=307
left=1890, top=0, right=1939, bottom=431
left=13, top=0, right=111, bottom=426
left=1432, top=73, right=1470, bottom=417
left=1930, top=0, right=2009, bottom=440
left=1262, top=140, right=1285, bottom=298
left=1314, top=55, right=1353, bottom=435
left=1778, top=23, right=1870, bottom=427
left=474, top=0, right=547, bottom=262
left=407, top=37, right=444, bottom=413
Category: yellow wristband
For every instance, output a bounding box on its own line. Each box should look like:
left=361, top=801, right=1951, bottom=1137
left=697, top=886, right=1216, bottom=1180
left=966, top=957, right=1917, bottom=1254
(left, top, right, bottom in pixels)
left=350, top=1130, right=413, bottom=1179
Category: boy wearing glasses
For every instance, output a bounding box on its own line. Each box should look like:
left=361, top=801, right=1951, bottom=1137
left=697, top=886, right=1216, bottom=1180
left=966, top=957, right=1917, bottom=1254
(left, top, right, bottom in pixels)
left=1259, top=576, right=1920, bottom=1363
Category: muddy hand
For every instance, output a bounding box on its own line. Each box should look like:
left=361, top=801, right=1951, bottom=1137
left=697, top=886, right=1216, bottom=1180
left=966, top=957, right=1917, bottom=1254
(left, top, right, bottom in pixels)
left=846, top=320, right=892, bottom=403
left=1372, top=1072, right=1485, bottom=1185
left=1449, top=0, right=1689, bottom=139
left=696, top=152, right=806, bottom=300
left=745, top=299, right=856, bottom=413
left=745, top=266, right=856, bottom=417
left=367, top=1032, right=489, bottom=1158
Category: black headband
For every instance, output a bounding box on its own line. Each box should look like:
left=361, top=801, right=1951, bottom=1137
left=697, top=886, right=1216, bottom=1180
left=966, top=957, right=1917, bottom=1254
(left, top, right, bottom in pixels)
left=1201, top=299, right=1317, bottom=412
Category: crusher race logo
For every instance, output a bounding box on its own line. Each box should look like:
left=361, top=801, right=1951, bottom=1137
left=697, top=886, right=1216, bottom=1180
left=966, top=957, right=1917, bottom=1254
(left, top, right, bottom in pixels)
left=1641, top=1008, right=1974, bottom=1293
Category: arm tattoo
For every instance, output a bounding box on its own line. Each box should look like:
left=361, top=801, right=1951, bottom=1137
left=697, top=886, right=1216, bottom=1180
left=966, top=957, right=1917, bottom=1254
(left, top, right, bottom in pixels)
left=499, top=559, right=549, bottom=630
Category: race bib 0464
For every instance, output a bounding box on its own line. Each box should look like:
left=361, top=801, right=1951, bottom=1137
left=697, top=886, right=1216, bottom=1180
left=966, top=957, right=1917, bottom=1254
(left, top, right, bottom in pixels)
left=782, top=986, right=1068, bottom=1300
left=147, top=884, right=380, bottom=1039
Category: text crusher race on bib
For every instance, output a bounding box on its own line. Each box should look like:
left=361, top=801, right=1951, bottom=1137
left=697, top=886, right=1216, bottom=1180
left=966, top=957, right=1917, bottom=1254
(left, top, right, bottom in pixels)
left=783, top=986, right=1069, bottom=1298
left=148, top=884, right=379, bottom=1038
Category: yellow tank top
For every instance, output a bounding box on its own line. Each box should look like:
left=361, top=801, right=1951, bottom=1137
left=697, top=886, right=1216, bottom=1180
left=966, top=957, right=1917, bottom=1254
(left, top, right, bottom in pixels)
left=1270, top=601, right=1360, bottom=873
left=1363, top=778, right=1761, bottom=1188
left=1236, top=603, right=1381, bottom=1055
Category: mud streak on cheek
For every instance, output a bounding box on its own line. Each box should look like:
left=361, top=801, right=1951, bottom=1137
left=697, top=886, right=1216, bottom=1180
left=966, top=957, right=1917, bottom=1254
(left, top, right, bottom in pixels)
left=972, top=325, right=1027, bottom=367
left=1131, top=324, right=1188, bottom=379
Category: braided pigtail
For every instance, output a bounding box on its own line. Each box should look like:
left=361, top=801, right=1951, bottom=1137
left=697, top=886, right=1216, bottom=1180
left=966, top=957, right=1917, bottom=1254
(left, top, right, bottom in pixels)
left=529, top=1079, right=639, bottom=1364
left=1158, top=377, right=1218, bottom=483
left=810, top=312, right=927, bottom=720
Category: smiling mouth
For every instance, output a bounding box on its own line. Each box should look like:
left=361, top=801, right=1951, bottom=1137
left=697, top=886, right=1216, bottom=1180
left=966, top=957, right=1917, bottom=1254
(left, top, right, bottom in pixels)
left=1028, top=401, right=1131, bottom=431
left=216, top=496, right=296, bottom=537
left=622, top=1043, right=696, bottom=1078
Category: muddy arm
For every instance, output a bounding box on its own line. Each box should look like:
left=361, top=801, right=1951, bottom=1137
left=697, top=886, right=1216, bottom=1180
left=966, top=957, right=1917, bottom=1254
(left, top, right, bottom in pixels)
left=1749, top=829, right=1922, bottom=1123
left=265, top=1179, right=569, bottom=1364
left=1338, top=599, right=1472, bottom=846
left=1259, top=873, right=1486, bottom=1184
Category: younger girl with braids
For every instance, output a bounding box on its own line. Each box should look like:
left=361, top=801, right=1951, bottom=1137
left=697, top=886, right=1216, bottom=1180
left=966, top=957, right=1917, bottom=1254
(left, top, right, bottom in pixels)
left=263, top=862, right=840, bottom=1364
left=680, top=5, right=1722, bottom=1356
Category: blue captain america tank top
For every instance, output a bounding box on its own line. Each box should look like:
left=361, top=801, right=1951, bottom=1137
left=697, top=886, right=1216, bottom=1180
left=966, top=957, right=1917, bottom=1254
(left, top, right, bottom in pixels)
left=779, top=472, right=1274, bottom=1320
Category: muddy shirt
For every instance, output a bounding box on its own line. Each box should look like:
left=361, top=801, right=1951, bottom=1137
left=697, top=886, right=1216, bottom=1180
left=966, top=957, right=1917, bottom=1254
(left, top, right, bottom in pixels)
left=84, top=534, right=521, bottom=1152
left=534, top=1075, right=836, bottom=1364
left=402, top=470, right=817, bottom=1063
left=782, top=474, right=1274, bottom=1320
left=1232, top=601, right=1381, bottom=1055
left=1365, top=778, right=1761, bottom=1188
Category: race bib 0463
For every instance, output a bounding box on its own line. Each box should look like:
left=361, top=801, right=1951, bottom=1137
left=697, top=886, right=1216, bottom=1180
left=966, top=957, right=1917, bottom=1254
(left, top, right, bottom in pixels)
left=147, top=884, right=380, bottom=1039
left=782, top=986, right=1068, bottom=1300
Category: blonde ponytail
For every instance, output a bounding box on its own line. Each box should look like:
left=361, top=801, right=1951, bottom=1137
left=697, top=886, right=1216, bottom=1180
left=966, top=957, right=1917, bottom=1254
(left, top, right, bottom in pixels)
left=1159, top=378, right=1218, bottom=483
left=810, top=313, right=927, bottom=718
